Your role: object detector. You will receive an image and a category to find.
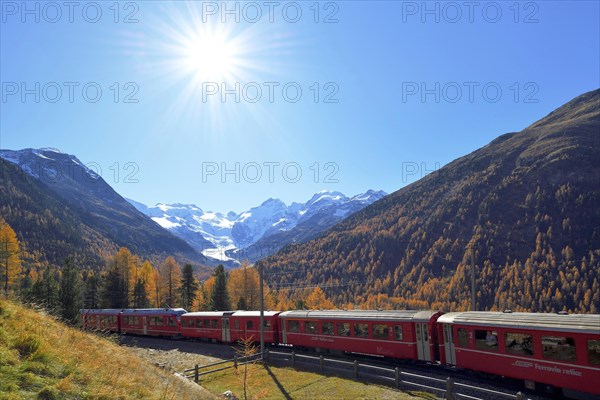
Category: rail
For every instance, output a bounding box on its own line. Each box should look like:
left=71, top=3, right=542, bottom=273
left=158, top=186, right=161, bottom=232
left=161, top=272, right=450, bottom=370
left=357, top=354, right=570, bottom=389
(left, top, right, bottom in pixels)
left=183, top=348, right=530, bottom=400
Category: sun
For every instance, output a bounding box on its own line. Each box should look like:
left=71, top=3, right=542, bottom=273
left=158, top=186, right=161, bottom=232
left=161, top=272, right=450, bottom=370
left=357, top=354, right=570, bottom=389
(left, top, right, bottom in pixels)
left=179, top=28, right=244, bottom=84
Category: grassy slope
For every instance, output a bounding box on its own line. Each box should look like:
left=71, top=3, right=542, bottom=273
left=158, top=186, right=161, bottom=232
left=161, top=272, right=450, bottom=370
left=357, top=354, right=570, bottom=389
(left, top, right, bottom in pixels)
left=0, top=298, right=215, bottom=400
left=199, top=360, right=438, bottom=399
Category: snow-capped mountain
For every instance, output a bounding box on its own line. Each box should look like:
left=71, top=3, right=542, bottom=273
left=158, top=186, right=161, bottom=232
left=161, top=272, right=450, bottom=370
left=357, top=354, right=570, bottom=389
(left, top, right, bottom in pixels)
left=0, top=148, right=101, bottom=182
left=128, top=189, right=387, bottom=265
left=0, top=148, right=209, bottom=267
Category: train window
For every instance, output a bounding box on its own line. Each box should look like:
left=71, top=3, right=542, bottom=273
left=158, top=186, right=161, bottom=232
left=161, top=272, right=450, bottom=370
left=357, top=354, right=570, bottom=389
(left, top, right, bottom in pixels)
left=587, top=340, right=600, bottom=365
left=354, top=323, right=369, bottom=338
left=288, top=320, right=300, bottom=333
left=235, top=320, right=240, bottom=330
left=337, top=323, right=350, bottom=337
left=247, top=321, right=254, bottom=330
left=505, top=333, right=534, bottom=356
left=212, top=320, right=219, bottom=329
left=196, top=319, right=202, bottom=328
left=263, top=320, right=271, bottom=329
left=542, top=336, right=576, bottom=361
left=203, top=319, right=210, bottom=328
left=457, top=329, right=469, bottom=347
left=167, top=318, right=176, bottom=327
left=475, top=330, right=498, bottom=351
left=394, top=326, right=403, bottom=341
left=305, top=321, right=318, bottom=334
left=373, top=324, right=389, bottom=339
left=322, top=322, right=334, bottom=335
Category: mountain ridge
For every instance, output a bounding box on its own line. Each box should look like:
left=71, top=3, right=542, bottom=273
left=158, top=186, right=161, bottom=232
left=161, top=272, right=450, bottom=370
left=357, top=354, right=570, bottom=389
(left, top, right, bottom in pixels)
left=256, top=88, right=600, bottom=313
left=128, top=189, right=387, bottom=265
left=0, top=148, right=211, bottom=272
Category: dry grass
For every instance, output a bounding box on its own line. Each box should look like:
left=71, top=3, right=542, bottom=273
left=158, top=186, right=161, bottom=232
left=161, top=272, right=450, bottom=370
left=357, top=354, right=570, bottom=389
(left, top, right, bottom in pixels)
left=0, top=298, right=216, bottom=400
left=198, top=359, right=439, bottom=400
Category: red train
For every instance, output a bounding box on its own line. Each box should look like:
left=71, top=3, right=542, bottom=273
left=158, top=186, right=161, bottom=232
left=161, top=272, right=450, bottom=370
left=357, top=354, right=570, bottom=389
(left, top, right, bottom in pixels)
left=81, top=308, right=600, bottom=397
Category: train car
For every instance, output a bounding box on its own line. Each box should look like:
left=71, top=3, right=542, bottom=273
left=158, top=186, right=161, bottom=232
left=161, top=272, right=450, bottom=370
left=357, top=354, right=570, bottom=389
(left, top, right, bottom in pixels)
left=120, top=308, right=187, bottom=337
left=229, top=311, right=281, bottom=344
left=81, top=309, right=121, bottom=333
left=279, top=310, right=442, bottom=362
left=181, top=311, right=234, bottom=342
left=437, top=311, right=600, bottom=396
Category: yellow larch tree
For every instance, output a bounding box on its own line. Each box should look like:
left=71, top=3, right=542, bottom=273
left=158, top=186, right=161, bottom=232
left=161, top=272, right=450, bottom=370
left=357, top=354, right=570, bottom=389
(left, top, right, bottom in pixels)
left=127, top=254, right=142, bottom=306
left=305, top=287, right=335, bottom=310
left=149, top=266, right=161, bottom=307
left=227, top=262, right=260, bottom=310
left=276, top=289, right=296, bottom=311
left=192, top=282, right=210, bottom=311
left=139, top=260, right=154, bottom=305
left=0, top=218, right=22, bottom=294
left=159, top=256, right=181, bottom=307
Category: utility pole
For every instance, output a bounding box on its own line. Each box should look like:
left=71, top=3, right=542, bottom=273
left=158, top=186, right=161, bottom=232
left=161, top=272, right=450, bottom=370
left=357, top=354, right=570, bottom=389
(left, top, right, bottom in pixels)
left=259, top=263, right=265, bottom=357
left=470, top=245, right=476, bottom=311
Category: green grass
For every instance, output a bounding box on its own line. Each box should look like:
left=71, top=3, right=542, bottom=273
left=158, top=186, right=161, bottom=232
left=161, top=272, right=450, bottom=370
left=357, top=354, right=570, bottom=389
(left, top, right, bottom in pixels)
left=0, top=297, right=215, bottom=400
left=199, top=361, right=439, bottom=399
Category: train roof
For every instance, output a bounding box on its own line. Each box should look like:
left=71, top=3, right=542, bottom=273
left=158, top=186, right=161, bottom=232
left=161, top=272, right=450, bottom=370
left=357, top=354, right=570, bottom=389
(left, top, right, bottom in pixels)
left=437, top=312, right=600, bottom=334
left=279, top=310, right=440, bottom=322
left=81, top=309, right=122, bottom=315
left=182, top=311, right=235, bottom=317
left=81, top=308, right=187, bottom=315
left=121, top=308, right=187, bottom=316
left=231, top=311, right=281, bottom=317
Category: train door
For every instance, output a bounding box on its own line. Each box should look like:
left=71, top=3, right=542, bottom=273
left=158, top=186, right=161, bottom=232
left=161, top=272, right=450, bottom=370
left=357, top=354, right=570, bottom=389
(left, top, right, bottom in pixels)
left=222, top=318, right=231, bottom=342
left=416, top=323, right=431, bottom=361
left=143, top=316, right=148, bottom=335
left=282, top=319, right=287, bottom=343
left=443, top=324, right=456, bottom=365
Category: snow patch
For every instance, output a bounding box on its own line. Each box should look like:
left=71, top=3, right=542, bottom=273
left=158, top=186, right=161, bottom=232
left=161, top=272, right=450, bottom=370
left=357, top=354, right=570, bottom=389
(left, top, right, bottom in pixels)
left=152, top=217, right=181, bottom=229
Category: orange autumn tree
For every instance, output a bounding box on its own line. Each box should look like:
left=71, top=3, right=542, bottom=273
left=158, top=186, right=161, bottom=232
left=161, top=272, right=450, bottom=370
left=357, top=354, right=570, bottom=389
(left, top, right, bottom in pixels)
left=227, top=262, right=260, bottom=310
left=305, top=287, right=335, bottom=310
left=159, top=256, right=181, bottom=307
left=0, top=218, right=22, bottom=294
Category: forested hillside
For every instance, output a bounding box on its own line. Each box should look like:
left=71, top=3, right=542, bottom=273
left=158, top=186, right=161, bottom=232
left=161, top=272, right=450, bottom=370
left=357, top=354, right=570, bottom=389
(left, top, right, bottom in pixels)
left=257, top=89, right=600, bottom=313
left=0, top=152, right=210, bottom=273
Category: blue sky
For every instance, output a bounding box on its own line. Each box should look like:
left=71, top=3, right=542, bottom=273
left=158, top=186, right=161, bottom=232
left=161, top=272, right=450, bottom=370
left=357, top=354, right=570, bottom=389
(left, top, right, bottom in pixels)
left=1, top=1, right=599, bottom=213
